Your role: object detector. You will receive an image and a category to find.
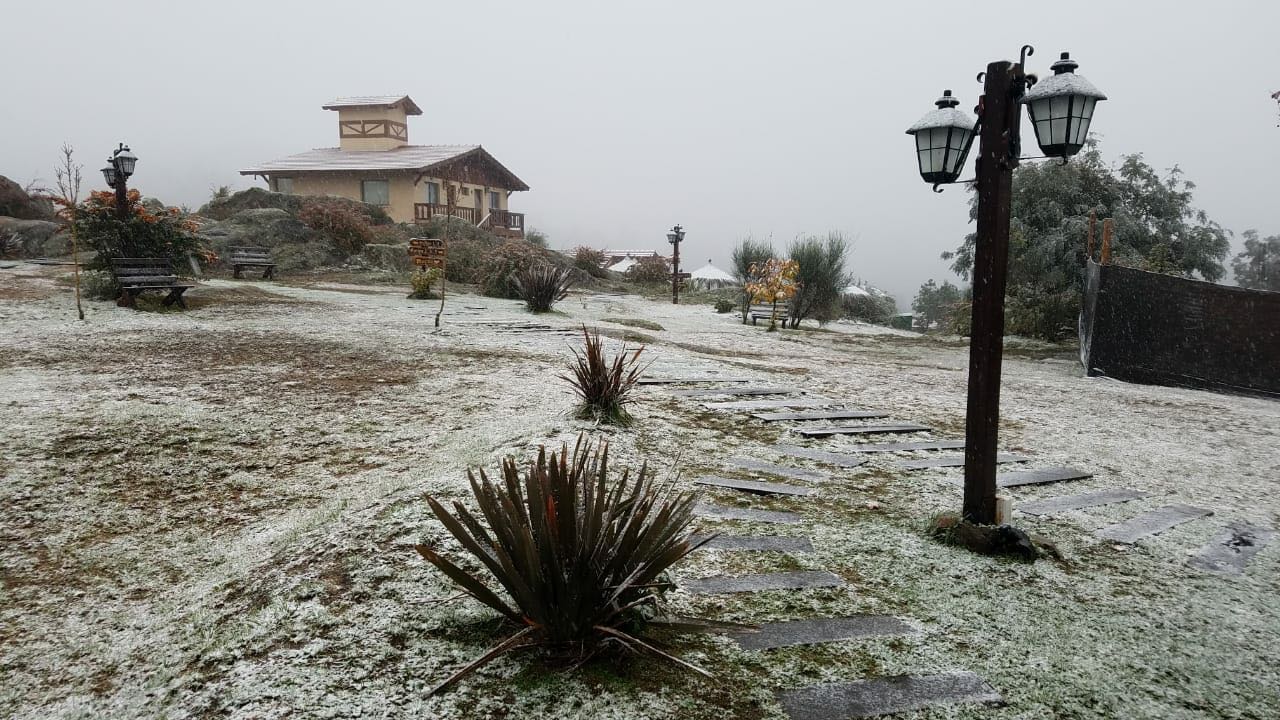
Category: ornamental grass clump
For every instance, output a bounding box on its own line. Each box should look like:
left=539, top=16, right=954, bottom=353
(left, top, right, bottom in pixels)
left=417, top=435, right=712, bottom=695
left=512, top=263, right=574, bottom=312
left=563, top=326, right=647, bottom=425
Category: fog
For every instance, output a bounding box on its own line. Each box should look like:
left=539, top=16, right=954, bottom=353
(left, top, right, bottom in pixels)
left=5, top=0, right=1278, bottom=305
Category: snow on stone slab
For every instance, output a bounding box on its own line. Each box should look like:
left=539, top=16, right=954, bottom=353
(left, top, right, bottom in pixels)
left=997, top=466, right=1094, bottom=488
left=695, top=503, right=804, bottom=524
left=1187, top=523, right=1276, bottom=574
left=689, top=534, right=814, bottom=553
left=1018, top=488, right=1150, bottom=516
left=777, top=672, right=1004, bottom=719
left=894, top=454, right=1030, bottom=470
left=704, top=398, right=837, bottom=411
left=1096, top=504, right=1214, bottom=543
left=752, top=409, right=889, bottom=422
left=795, top=423, right=931, bottom=438
left=729, top=457, right=830, bottom=482
left=730, top=615, right=916, bottom=651
left=637, top=376, right=752, bottom=385
left=681, top=570, right=843, bottom=595
left=776, top=445, right=870, bottom=469
left=670, top=386, right=799, bottom=397
left=837, top=439, right=967, bottom=453
left=694, top=475, right=815, bottom=497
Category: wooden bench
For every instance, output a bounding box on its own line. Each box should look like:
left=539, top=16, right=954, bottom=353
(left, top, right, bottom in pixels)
left=749, top=303, right=791, bottom=326
left=230, top=246, right=276, bottom=279
left=111, top=257, right=195, bottom=309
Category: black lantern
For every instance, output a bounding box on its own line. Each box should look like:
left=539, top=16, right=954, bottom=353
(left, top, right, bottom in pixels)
left=101, top=164, right=120, bottom=187
left=113, top=145, right=138, bottom=178
left=667, top=225, right=684, bottom=244
left=905, top=90, right=977, bottom=185
left=1022, top=52, right=1106, bottom=159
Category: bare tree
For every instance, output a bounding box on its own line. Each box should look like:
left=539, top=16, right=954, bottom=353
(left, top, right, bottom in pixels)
left=53, top=144, right=85, bottom=320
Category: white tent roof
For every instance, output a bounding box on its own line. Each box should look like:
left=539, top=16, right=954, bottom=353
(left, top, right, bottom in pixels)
left=690, top=260, right=735, bottom=282
left=607, top=257, right=638, bottom=273
left=843, top=285, right=871, bottom=296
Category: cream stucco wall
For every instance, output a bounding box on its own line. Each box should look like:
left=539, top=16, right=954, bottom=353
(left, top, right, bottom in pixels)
left=270, top=173, right=512, bottom=224
left=336, top=106, right=410, bottom=151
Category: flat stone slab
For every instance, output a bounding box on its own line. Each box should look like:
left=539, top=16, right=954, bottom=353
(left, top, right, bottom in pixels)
left=776, top=445, right=870, bottom=469
left=695, top=475, right=815, bottom=497
left=638, top=376, right=751, bottom=385
left=796, top=423, right=931, bottom=438
left=731, top=615, right=915, bottom=651
left=838, top=439, right=967, bottom=453
left=753, top=409, right=888, bottom=422
left=729, top=457, right=830, bottom=482
left=778, top=672, right=1003, bottom=719
left=1096, top=503, right=1214, bottom=543
left=671, top=387, right=798, bottom=398
left=1018, top=488, right=1150, bottom=516
left=1188, top=523, right=1276, bottom=574
left=997, top=466, right=1094, bottom=488
left=894, top=454, right=1029, bottom=470
left=682, top=570, right=843, bottom=595
left=695, top=503, right=804, bottom=524
left=690, top=534, right=814, bottom=553
left=704, top=398, right=836, bottom=411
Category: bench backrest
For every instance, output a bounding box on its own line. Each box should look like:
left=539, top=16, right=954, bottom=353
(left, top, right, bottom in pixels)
left=230, top=246, right=273, bottom=262
left=750, top=303, right=791, bottom=316
left=111, top=257, right=178, bottom=285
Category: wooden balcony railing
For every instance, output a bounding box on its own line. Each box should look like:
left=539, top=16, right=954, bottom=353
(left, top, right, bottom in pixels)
left=413, top=203, right=525, bottom=239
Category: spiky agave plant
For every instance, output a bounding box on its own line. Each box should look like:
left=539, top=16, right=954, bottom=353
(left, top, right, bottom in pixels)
left=563, top=325, right=648, bottom=425
left=512, top=263, right=574, bottom=312
left=417, top=435, right=712, bottom=695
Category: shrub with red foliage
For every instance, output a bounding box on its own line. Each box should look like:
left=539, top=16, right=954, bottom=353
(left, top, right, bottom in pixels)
left=297, top=198, right=375, bottom=256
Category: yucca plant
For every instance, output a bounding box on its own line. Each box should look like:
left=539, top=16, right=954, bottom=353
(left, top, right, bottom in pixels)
left=512, top=263, right=574, bottom=312
left=417, top=435, right=712, bottom=695
left=563, top=326, right=648, bottom=425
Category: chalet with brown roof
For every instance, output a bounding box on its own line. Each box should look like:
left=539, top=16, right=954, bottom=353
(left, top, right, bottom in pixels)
left=241, top=95, right=529, bottom=237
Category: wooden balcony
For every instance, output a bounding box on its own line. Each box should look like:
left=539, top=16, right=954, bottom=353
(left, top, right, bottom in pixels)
left=413, top=203, right=525, bottom=239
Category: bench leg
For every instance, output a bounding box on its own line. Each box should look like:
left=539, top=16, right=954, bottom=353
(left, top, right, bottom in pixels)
left=117, top=289, right=136, bottom=308
left=263, top=266, right=274, bottom=280
left=163, top=288, right=189, bottom=309
left=233, top=266, right=242, bottom=279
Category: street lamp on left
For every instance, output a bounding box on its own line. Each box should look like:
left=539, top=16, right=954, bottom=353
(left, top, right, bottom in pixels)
left=102, top=143, right=137, bottom=220
left=666, top=224, right=685, bottom=304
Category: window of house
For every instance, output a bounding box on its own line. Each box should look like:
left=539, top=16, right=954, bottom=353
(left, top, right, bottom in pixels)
left=488, top=191, right=502, bottom=211
left=425, top=181, right=440, bottom=204
left=361, top=179, right=390, bottom=206
left=275, top=177, right=294, bottom=194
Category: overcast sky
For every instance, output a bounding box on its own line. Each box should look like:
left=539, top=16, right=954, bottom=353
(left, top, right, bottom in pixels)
left=5, top=1, right=1278, bottom=304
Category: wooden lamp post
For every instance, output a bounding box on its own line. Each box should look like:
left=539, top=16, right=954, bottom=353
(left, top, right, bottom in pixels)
left=905, top=47, right=1105, bottom=524
left=667, top=224, right=685, bottom=304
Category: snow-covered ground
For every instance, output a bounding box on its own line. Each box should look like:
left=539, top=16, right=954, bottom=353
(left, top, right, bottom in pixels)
left=2, top=264, right=1277, bottom=719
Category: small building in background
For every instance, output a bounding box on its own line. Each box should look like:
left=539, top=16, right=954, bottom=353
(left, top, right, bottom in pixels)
left=600, top=249, right=666, bottom=268
left=240, top=95, right=529, bottom=237
left=689, top=260, right=736, bottom=288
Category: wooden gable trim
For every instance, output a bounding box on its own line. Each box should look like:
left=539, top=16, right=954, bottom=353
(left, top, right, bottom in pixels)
left=421, top=147, right=530, bottom=191
left=338, top=119, right=409, bottom=139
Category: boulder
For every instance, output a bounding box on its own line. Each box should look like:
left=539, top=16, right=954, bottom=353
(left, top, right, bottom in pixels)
left=0, top=176, right=56, bottom=220
left=0, top=217, right=67, bottom=257
left=358, top=243, right=412, bottom=272
left=197, top=187, right=391, bottom=225
left=197, top=208, right=337, bottom=271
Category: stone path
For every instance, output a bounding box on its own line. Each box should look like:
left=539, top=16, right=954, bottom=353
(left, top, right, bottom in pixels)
left=695, top=503, right=804, bottom=524
left=1188, top=523, right=1276, bottom=574
left=683, top=570, right=844, bottom=595
left=704, top=398, right=837, bottom=411
left=671, top=387, right=799, bottom=398
left=753, top=409, right=888, bottom=422
left=1018, top=489, right=1150, bottom=516
left=637, top=376, right=752, bottom=385
left=730, top=615, right=915, bottom=651
left=777, top=672, right=1004, bottom=720
left=1096, top=504, right=1214, bottom=543
left=997, top=466, right=1093, bottom=488
left=729, top=458, right=831, bottom=482
left=695, top=475, right=815, bottom=497
left=828, top=440, right=966, bottom=453
left=795, top=423, right=931, bottom=438
left=895, top=454, right=1029, bottom=470
left=776, top=445, right=870, bottom=469
left=690, top=534, right=814, bottom=553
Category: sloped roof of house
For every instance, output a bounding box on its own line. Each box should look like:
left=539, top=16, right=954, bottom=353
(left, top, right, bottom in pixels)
left=240, top=145, right=530, bottom=191
left=606, top=257, right=638, bottom=273
left=322, top=95, right=423, bottom=115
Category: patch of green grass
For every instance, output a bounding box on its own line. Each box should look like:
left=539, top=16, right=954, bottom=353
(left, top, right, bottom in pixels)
left=601, top=317, right=666, bottom=332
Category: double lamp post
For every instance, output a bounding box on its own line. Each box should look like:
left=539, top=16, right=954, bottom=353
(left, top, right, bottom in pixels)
left=905, top=47, right=1105, bottom=524
left=101, top=143, right=138, bottom=220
